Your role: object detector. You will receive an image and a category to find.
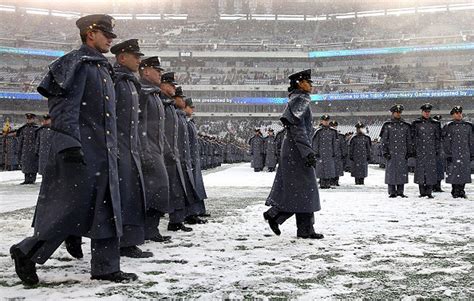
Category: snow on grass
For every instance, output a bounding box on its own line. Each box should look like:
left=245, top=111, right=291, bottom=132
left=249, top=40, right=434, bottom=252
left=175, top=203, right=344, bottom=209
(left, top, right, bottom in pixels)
left=0, top=163, right=473, bottom=299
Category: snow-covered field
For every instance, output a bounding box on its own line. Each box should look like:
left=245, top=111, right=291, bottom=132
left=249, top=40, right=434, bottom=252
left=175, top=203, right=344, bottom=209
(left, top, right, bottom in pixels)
left=0, top=163, right=473, bottom=299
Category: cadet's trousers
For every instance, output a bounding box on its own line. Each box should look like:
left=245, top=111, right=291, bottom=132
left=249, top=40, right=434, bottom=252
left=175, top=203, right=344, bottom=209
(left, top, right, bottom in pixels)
left=451, top=184, right=466, bottom=198
left=433, top=181, right=443, bottom=192
left=265, top=207, right=315, bottom=236
left=355, top=178, right=365, bottom=185
left=169, top=208, right=186, bottom=224
left=418, top=184, right=433, bottom=196
left=120, top=224, right=145, bottom=248
left=16, top=235, right=120, bottom=276
left=388, top=184, right=404, bottom=196
left=23, top=173, right=37, bottom=184
left=145, top=208, right=162, bottom=239
left=320, top=179, right=331, bottom=189
left=186, top=200, right=206, bottom=217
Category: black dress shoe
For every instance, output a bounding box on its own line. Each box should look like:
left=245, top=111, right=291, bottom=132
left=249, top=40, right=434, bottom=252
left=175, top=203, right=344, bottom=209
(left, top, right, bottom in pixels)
left=427, top=194, right=434, bottom=199
left=199, top=213, right=211, bottom=217
left=167, top=223, right=193, bottom=232
left=147, top=234, right=172, bottom=242
left=389, top=194, right=397, bottom=198
left=91, top=271, right=138, bottom=283
left=10, top=244, right=39, bottom=286
left=297, top=233, right=324, bottom=239
left=185, top=216, right=208, bottom=224
left=120, top=246, right=153, bottom=258
left=65, top=236, right=83, bottom=259
left=263, top=212, right=281, bottom=236
left=185, top=215, right=208, bottom=225
left=398, top=194, right=408, bottom=198
left=184, top=216, right=197, bottom=225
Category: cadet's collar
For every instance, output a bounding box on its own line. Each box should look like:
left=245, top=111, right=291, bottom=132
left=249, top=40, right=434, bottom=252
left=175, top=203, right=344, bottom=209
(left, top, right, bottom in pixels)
left=79, top=44, right=107, bottom=59
left=139, top=78, right=160, bottom=90
left=113, top=62, right=134, bottom=75
left=289, top=88, right=306, bottom=96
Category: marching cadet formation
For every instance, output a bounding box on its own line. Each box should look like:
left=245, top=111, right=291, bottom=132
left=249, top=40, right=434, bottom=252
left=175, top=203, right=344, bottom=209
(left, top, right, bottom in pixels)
left=2, top=13, right=473, bottom=286
left=8, top=14, right=246, bottom=286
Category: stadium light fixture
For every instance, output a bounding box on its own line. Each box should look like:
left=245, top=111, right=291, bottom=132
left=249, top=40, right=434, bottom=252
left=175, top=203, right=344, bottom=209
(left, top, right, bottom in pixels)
left=110, top=14, right=133, bottom=20
left=251, top=14, right=276, bottom=21
left=277, top=14, right=305, bottom=21
left=135, top=14, right=161, bottom=20
left=357, top=10, right=385, bottom=18
left=219, top=14, right=248, bottom=21
left=25, top=8, right=49, bottom=16
left=418, top=5, right=448, bottom=13
left=448, top=3, right=474, bottom=11
left=305, top=15, right=327, bottom=21
left=335, top=13, right=356, bottom=19
left=51, top=10, right=81, bottom=19
left=386, top=7, right=416, bottom=16
left=0, top=5, right=15, bottom=12
left=163, top=14, right=188, bottom=20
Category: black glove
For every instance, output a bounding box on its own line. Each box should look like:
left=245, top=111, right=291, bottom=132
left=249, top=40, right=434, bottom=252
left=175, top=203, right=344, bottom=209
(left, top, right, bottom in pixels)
left=446, top=157, right=452, bottom=164
left=305, top=153, right=317, bottom=168
left=60, top=147, right=86, bottom=165
left=349, top=156, right=354, bottom=161
left=383, top=153, right=391, bottom=160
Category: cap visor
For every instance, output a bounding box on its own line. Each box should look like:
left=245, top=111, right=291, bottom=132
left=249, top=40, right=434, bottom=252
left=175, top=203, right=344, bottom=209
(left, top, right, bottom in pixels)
left=103, top=31, right=117, bottom=39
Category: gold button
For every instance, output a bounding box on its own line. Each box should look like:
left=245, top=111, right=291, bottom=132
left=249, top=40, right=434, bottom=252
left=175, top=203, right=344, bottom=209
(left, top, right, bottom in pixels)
left=103, top=79, right=107, bottom=83
left=105, top=96, right=109, bottom=100
left=106, top=113, right=110, bottom=117
left=106, top=130, right=110, bottom=135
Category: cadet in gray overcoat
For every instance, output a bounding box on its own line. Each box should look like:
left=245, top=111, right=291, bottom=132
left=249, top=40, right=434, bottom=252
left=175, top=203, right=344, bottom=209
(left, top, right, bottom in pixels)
left=380, top=104, right=413, bottom=198
left=264, top=128, right=278, bottom=172
left=111, top=39, right=151, bottom=258
left=411, top=103, right=441, bottom=198
left=249, top=129, right=265, bottom=172
left=17, top=113, right=39, bottom=184
left=349, top=122, right=372, bottom=185
left=312, top=115, right=337, bottom=189
left=442, top=106, right=474, bottom=198
left=161, top=73, right=193, bottom=232
left=138, top=57, right=171, bottom=242
left=185, top=98, right=209, bottom=218
left=10, top=15, right=137, bottom=285
left=264, top=69, right=323, bottom=239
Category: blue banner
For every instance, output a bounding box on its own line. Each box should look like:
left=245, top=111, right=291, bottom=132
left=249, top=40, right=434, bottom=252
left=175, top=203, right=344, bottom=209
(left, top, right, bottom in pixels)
left=1, top=89, right=473, bottom=103
left=230, top=89, right=474, bottom=104
left=0, top=92, right=44, bottom=100
left=308, top=43, right=474, bottom=59
left=0, top=46, right=64, bottom=57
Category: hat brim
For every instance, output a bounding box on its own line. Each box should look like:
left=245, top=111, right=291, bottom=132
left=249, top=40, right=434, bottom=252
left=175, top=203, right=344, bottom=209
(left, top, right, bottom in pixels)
left=102, top=30, right=117, bottom=39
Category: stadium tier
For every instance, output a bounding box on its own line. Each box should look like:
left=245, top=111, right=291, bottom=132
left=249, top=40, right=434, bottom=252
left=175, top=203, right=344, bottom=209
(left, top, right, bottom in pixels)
left=1, top=1, right=473, bottom=139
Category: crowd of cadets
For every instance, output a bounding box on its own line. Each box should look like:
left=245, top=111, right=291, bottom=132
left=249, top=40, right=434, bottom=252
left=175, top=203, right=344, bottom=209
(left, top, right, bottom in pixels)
left=250, top=103, right=473, bottom=199
left=1, top=115, right=246, bottom=179
left=8, top=14, right=247, bottom=286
